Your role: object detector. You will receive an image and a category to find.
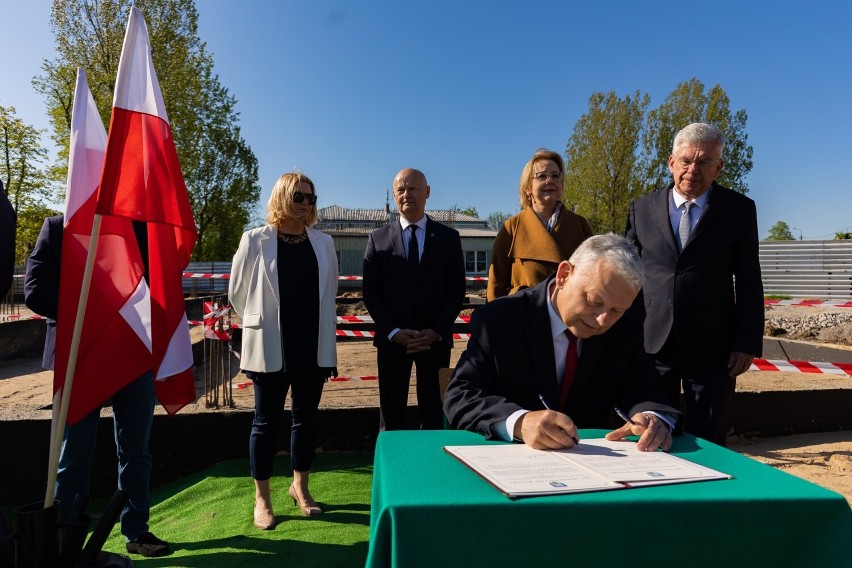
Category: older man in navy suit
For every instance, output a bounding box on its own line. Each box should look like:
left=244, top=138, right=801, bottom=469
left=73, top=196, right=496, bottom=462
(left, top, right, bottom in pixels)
left=625, top=123, right=764, bottom=445
left=363, top=168, right=465, bottom=430
left=444, top=234, right=678, bottom=452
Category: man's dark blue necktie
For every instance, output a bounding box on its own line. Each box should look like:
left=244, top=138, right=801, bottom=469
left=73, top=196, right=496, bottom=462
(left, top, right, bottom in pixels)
left=407, top=225, right=419, bottom=270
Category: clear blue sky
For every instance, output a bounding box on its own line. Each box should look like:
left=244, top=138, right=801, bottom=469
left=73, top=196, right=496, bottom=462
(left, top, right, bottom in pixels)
left=2, top=1, right=851, bottom=240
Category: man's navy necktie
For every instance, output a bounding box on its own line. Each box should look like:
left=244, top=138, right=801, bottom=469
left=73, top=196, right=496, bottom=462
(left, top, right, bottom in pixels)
left=407, top=225, right=419, bottom=270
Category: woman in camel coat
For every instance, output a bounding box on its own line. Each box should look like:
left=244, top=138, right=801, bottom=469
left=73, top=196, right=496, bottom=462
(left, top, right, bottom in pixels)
left=487, top=148, right=593, bottom=301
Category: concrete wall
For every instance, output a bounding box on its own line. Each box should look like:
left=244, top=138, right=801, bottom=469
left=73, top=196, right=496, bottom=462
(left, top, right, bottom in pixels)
left=3, top=391, right=852, bottom=506
left=0, top=319, right=46, bottom=362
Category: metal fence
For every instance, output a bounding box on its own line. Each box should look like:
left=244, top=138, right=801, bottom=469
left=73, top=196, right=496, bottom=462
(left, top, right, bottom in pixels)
left=5, top=241, right=852, bottom=311
left=760, top=240, right=852, bottom=299
left=182, top=261, right=231, bottom=296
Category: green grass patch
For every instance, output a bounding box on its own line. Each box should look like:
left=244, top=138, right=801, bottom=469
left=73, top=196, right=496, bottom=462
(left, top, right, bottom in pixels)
left=764, top=294, right=792, bottom=300
left=95, top=452, right=374, bottom=567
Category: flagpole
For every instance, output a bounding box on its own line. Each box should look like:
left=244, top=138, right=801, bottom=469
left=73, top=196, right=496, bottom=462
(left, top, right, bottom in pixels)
left=46, top=389, right=62, bottom=493
left=45, top=214, right=104, bottom=508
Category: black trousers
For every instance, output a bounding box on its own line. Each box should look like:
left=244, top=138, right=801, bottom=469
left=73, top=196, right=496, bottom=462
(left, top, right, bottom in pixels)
left=377, top=344, right=451, bottom=431
left=653, top=336, right=736, bottom=446
left=247, top=369, right=325, bottom=479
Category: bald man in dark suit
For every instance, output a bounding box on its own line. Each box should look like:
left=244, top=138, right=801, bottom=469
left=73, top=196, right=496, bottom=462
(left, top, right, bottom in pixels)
left=363, top=168, right=466, bottom=430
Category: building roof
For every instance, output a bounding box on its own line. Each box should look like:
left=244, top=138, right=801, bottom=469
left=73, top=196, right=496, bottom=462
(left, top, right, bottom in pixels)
left=317, top=205, right=487, bottom=226
left=318, top=206, right=391, bottom=222
left=321, top=227, right=498, bottom=238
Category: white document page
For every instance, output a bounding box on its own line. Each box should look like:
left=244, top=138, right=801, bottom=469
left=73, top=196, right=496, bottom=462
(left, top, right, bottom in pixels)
left=446, top=443, right=622, bottom=496
left=445, top=439, right=731, bottom=498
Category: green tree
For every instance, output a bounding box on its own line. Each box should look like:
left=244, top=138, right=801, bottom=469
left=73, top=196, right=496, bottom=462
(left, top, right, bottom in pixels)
left=643, top=78, right=753, bottom=194
left=35, top=0, right=260, bottom=260
left=16, top=204, right=63, bottom=264
left=458, top=206, right=479, bottom=218
left=563, top=90, right=649, bottom=234
left=486, top=211, right=512, bottom=230
left=0, top=105, right=58, bottom=263
left=835, top=232, right=852, bottom=240
left=766, top=221, right=795, bottom=240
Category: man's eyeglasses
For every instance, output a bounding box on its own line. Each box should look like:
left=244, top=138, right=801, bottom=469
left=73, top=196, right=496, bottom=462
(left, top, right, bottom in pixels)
left=533, top=172, right=563, bottom=182
left=293, top=191, right=318, bottom=205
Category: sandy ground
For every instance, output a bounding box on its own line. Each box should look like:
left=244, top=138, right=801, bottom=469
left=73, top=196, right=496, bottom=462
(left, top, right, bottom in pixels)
left=2, top=304, right=852, bottom=506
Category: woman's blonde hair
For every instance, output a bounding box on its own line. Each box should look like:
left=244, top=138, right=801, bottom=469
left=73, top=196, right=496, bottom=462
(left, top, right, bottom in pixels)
left=266, top=172, right=318, bottom=227
left=518, top=148, right=564, bottom=209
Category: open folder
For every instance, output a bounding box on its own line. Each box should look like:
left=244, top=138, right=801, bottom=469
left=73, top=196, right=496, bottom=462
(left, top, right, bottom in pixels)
left=444, top=438, right=731, bottom=499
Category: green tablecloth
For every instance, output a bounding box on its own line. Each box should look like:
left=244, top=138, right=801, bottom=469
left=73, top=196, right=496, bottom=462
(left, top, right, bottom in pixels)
left=366, top=430, right=852, bottom=567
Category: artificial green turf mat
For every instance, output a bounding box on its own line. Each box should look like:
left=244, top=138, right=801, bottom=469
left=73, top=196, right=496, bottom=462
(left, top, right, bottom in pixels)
left=98, top=452, right=373, bottom=567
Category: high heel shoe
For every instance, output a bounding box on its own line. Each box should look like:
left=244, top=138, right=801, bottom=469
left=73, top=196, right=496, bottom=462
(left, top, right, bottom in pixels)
left=289, top=483, right=323, bottom=516
left=253, top=503, right=276, bottom=530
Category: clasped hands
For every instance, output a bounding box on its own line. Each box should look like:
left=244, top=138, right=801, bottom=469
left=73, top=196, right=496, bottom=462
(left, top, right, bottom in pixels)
left=393, top=328, right=439, bottom=354
left=515, top=409, right=672, bottom=452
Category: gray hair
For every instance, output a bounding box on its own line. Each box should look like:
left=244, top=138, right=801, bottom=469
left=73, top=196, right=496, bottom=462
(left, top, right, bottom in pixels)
left=672, top=123, right=726, bottom=155
left=569, top=233, right=644, bottom=289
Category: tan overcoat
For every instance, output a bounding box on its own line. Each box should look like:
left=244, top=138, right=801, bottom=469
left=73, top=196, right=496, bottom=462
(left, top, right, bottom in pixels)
left=487, top=207, right=593, bottom=301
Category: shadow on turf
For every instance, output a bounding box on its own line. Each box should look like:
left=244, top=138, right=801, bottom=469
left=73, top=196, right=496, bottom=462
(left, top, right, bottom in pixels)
left=133, top=536, right=369, bottom=567
left=98, top=452, right=375, bottom=567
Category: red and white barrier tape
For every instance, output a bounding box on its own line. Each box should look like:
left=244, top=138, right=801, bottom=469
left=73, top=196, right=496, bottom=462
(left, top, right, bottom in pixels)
left=183, top=272, right=230, bottom=279
left=237, top=376, right=376, bottom=389
left=333, top=329, right=373, bottom=338
left=233, top=359, right=852, bottom=390
left=750, top=358, right=852, bottom=375
left=181, top=272, right=488, bottom=281
left=765, top=299, right=852, bottom=307
left=335, top=329, right=471, bottom=340
left=337, top=314, right=471, bottom=324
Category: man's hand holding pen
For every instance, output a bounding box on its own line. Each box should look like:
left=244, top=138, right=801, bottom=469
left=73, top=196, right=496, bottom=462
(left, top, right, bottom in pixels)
left=606, top=411, right=672, bottom=452
left=514, top=410, right=581, bottom=450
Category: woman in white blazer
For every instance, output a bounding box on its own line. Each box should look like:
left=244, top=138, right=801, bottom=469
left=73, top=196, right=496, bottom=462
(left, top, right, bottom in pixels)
left=229, top=172, right=338, bottom=530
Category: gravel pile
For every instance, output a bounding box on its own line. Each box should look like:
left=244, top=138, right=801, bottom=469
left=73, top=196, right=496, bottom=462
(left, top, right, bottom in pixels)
left=765, top=307, right=852, bottom=345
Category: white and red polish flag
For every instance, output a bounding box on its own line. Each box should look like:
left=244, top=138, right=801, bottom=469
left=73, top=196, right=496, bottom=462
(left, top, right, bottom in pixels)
left=56, top=68, right=152, bottom=424
left=96, top=7, right=198, bottom=414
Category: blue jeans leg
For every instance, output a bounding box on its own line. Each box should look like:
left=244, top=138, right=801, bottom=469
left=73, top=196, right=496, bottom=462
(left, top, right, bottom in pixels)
left=56, top=408, right=100, bottom=521
left=111, top=371, right=155, bottom=540
left=248, top=370, right=289, bottom=480
left=289, top=372, right=325, bottom=472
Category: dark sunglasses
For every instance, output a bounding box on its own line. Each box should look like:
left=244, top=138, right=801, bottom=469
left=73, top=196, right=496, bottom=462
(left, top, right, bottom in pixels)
left=292, top=191, right=318, bottom=205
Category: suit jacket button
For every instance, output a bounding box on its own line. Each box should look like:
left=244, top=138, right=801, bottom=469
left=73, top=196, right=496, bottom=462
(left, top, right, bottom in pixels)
left=676, top=269, right=683, bottom=275
left=668, top=298, right=673, bottom=304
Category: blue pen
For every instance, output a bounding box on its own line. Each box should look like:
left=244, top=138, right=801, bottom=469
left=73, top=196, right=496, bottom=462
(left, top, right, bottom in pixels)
left=614, top=407, right=636, bottom=425
left=538, top=394, right=581, bottom=447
